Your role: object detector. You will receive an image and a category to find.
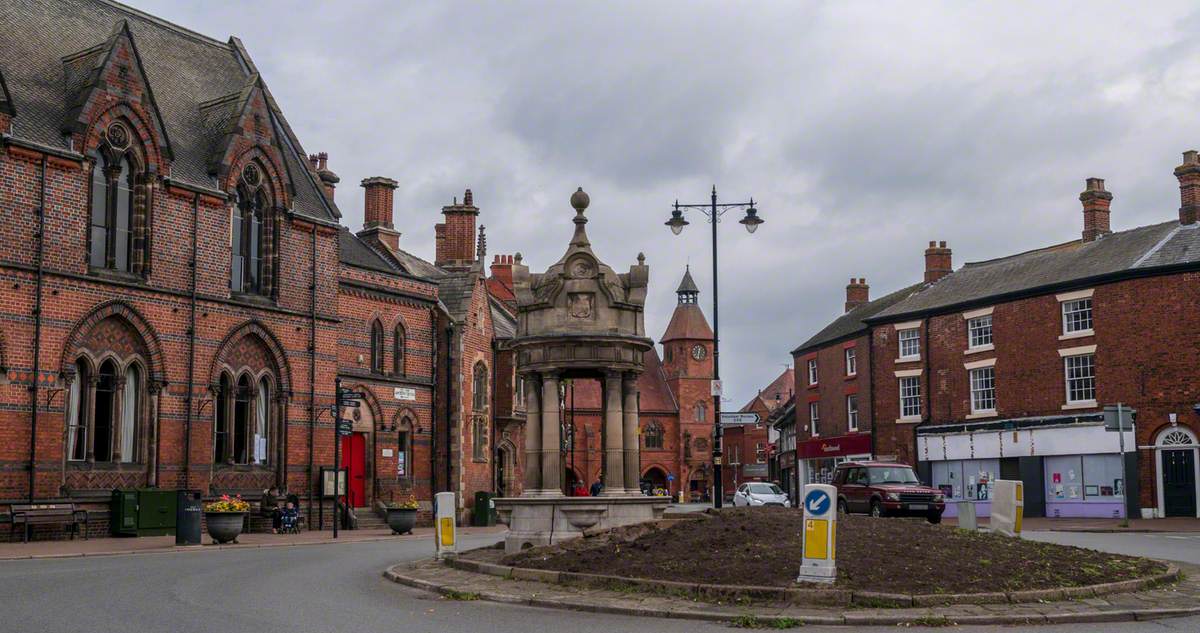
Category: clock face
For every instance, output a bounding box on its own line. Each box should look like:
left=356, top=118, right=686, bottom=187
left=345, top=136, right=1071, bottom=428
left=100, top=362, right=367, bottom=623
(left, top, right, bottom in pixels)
left=691, top=344, right=707, bottom=360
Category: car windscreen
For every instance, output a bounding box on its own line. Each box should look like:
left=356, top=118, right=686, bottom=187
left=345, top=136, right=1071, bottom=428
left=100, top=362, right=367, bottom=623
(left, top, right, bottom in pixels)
left=867, top=467, right=920, bottom=485
left=748, top=483, right=783, bottom=495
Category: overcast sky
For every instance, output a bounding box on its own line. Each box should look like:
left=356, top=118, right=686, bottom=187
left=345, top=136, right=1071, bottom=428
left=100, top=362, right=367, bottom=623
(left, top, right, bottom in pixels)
left=136, top=0, right=1200, bottom=409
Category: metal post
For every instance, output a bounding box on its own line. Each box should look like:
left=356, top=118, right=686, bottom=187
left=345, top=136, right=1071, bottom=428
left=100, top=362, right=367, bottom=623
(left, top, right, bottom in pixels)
left=1118, top=402, right=1129, bottom=523
left=333, top=377, right=340, bottom=539
left=711, top=186, right=723, bottom=509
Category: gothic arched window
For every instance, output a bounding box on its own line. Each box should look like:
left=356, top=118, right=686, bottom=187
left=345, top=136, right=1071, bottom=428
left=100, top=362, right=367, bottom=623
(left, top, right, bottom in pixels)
left=472, top=415, right=487, bottom=461
left=88, top=153, right=136, bottom=272
left=472, top=362, right=488, bottom=411
left=231, top=185, right=268, bottom=295
left=393, top=323, right=406, bottom=375
left=694, top=402, right=707, bottom=422
left=214, top=372, right=273, bottom=466
left=370, top=320, right=384, bottom=374
left=397, top=416, right=413, bottom=480
left=644, top=422, right=664, bottom=449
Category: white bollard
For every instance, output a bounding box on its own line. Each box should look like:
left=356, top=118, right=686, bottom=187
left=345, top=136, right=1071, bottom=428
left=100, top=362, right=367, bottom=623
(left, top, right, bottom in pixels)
left=434, top=491, right=457, bottom=558
left=797, top=483, right=837, bottom=584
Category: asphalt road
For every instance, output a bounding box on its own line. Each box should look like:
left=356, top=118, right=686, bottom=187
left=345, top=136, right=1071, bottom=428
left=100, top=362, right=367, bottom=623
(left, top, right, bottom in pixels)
left=1, top=530, right=1199, bottom=633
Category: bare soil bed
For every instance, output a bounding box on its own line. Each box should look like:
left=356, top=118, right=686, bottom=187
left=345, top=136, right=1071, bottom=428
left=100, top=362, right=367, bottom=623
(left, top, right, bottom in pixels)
left=503, top=507, right=1166, bottom=594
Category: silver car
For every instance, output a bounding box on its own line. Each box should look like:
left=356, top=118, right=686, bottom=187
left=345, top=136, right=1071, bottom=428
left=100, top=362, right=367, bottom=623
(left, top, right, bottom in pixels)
left=732, top=482, right=789, bottom=507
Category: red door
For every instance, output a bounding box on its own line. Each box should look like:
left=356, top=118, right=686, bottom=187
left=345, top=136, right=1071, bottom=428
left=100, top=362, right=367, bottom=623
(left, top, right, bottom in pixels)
left=341, top=432, right=367, bottom=508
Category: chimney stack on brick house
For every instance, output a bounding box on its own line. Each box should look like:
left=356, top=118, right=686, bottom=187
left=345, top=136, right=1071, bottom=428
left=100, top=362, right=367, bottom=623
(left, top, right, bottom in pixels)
left=845, top=277, right=869, bottom=312
left=434, top=189, right=479, bottom=269
left=357, top=176, right=400, bottom=252
left=1175, top=150, right=1200, bottom=225
left=1080, top=177, right=1113, bottom=242
left=309, top=152, right=339, bottom=200
left=924, top=241, right=952, bottom=284
left=491, top=254, right=515, bottom=288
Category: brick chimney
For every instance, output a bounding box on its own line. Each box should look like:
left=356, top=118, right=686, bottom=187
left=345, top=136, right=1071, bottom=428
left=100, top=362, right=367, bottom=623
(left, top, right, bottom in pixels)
left=1080, top=177, right=1113, bottom=242
left=924, top=241, right=952, bottom=284
left=490, top=254, right=515, bottom=288
left=845, top=277, right=869, bottom=312
left=357, top=177, right=401, bottom=252
left=434, top=189, right=479, bottom=268
left=1175, top=150, right=1200, bottom=225
left=309, top=152, right=339, bottom=200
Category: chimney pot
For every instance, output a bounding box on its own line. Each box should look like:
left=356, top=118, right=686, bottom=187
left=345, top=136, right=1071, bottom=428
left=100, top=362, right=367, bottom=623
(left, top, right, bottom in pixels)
left=1080, top=176, right=1113, bottom=242
left=844, top=277, right=870, bottom=312
left=464, top=189, right=473, bottom=206
left=924, top=241, right=952, bottom=284
left=1176, top=151, right=1200, bottom=225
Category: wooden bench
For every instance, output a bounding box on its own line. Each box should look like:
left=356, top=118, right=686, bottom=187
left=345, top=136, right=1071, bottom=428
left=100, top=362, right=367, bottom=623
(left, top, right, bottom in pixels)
left=10, top=503, right=88, bottom=542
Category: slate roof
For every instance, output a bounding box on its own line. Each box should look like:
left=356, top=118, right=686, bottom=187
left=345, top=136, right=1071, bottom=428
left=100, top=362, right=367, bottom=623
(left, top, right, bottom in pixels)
left=0, top=0, right=337, bottom=222
left=438, top=269, right=480, bottom=321
left=338, top=228, right=399, bottom=274
left=490, top=298, right=517, bottom=340
left=873, top=220, right=1199, bottom=321
left=792, top=282, right=926, bottom=354
left=676, top=267, right=699, bottom=294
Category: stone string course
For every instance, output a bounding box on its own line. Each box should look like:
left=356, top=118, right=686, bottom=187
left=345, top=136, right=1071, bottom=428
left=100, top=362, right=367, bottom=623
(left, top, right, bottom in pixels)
left=384, top=556, right=1200, bottom=626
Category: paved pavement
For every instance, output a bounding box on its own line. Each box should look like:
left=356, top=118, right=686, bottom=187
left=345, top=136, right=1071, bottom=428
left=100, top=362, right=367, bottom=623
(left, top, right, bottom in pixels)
left=2, top=527, right=1200, bottom=631
left=1025, top=530, right=1200, bottom=565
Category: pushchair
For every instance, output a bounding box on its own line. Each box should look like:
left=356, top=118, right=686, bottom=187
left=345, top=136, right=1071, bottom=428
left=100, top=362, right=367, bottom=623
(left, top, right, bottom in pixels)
left=279, top=497, right=301, bottom=534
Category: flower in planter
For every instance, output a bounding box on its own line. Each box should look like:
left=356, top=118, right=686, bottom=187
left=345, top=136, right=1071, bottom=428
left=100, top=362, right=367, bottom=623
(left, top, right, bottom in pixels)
left=205, top=494, right=251, bottom=513
left=387, top=495, right=419, bottom=510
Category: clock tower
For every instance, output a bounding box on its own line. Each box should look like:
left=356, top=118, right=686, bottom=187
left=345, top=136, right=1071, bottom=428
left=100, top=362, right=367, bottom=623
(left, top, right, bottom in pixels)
left=661, top=267, right=715, bottom=500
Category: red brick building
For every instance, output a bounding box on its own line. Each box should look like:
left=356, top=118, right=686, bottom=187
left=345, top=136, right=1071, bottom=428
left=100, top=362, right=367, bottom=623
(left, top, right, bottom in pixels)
left=0, top=0, right=512, bottom=533
left=721, top=366, right=793, bottom=497
left=786, top=158, right=1200, bottom=520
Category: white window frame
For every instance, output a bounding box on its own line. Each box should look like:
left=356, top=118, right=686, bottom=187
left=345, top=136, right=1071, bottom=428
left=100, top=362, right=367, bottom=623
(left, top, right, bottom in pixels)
left=1062, top=352, right=1097, bottom=408
left=967, top=315, right=993, bottom=350
left=844, top=347, right=856, bottom=376
left=807, top=358, right=818, bottom=386
left=968, top=366, right=996, bottom=415
left=809, top=402, right=820, bottom=437
left=897, top=327, right=921, bottom=361
left=898, top=375, right=921, bottom=421
left=1057, top=289, right=1095, bottom=340
left=847, top=394, right=859, bottom=432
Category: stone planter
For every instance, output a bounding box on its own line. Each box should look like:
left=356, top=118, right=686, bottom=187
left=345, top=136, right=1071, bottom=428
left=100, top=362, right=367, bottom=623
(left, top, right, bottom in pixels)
left=205, top=511, right=247, bottom=544
left=386, top=508, right=417, bottom=535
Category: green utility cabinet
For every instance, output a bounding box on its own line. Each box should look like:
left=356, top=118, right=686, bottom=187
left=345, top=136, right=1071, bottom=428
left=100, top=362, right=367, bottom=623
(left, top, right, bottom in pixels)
left=472, top=491, right=497, bottom=527
left=110, top=489, right=178, bottom=537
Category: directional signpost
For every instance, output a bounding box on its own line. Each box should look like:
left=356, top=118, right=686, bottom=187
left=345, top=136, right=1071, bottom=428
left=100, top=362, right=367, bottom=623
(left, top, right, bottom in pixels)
left=719, top=412, right=761, bottom=426
left=332, top=379, right=365, bottom=539
left=798, top=483, right=837, bottom=584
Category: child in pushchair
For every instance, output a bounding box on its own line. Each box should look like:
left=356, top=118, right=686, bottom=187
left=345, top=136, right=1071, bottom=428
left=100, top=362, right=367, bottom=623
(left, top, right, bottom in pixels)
left=279, top=501, right=300, bottom=534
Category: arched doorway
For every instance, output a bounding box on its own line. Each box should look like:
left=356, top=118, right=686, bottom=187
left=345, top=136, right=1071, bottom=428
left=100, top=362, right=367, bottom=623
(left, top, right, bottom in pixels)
left=495, top=440, right=517, bottom=497
left=1156, top=426, right=1199, bottom=517
left=641, top=466, right=668, bottom=496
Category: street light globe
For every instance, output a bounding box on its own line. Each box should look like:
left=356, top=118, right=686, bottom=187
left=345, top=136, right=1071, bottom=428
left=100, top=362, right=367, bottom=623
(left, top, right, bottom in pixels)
left=665, top=209, right=689, bottom=235
left=740, top=205, right=763, bottom=234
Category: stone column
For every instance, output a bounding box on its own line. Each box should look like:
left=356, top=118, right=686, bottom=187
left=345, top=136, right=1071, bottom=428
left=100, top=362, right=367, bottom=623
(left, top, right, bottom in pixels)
left=540, top=372, right=562, bottom=496
left=85, top=377, right=98, bottom=462
left=147, top=384, right=161, bottom=486
left=622, top=373, right=640, bottom=495
left=602, top=371, right=625, bottom=495
left=522, top=374, right=541, bottom=495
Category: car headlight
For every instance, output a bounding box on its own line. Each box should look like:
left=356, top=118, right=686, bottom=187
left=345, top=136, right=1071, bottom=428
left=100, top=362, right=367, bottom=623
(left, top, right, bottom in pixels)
left=933, top=493, right=944, bottom=502
left=885, top=492, right=900, bottom=501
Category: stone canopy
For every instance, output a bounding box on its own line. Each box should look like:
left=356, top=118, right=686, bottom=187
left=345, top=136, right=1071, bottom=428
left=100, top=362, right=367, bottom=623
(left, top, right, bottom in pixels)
left=509, top=187, right=652, bottom=374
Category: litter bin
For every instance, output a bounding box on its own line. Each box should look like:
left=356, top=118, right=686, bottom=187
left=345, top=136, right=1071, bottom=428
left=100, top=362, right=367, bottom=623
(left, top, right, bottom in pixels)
left=176, top=490, right=203, bottom=546
left=472, top=491, right=496, bottom=527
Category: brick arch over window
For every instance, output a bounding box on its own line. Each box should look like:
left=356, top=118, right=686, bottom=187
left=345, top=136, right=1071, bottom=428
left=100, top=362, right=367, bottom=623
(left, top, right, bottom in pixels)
left=209, top=321, right=292, bottom=395
left=84, top=108, right=160, bottom=276
left=226, top=145, right=290, bottom=209
left=59, top=301, right=166, bottom=386
left=84, top=102, right=169, bottom=176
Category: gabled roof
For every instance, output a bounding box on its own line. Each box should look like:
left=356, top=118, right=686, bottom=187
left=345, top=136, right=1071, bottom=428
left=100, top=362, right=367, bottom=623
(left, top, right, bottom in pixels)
left=661, top=304, right=713, bottom=343
left=0, top=0, right=336, bottom=222
left=740, top=367, right=794, bottom=413
left=676, top=267, right=699, bottom=294
left=873, top=220, right=1198, bottom=322
left=490, top=297, right=517, bottom=340
left=438, top=267, right=482, bottom=321
left=792, top=282, right=926, bottom=355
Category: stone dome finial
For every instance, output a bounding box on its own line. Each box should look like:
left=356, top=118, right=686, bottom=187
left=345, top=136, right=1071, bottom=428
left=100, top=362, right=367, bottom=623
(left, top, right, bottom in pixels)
left=570, top=187, right=590, bottom=213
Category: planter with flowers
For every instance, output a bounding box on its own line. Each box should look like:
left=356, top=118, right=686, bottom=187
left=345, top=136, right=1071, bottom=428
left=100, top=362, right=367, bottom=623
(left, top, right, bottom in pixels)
left=384, top=495, right=419, bottom=535
left=204, top=495, right=250, bottom=544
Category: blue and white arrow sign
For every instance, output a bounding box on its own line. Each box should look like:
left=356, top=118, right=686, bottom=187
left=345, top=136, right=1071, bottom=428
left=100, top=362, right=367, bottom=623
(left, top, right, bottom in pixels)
left=804, top=489, right=831, bottom=517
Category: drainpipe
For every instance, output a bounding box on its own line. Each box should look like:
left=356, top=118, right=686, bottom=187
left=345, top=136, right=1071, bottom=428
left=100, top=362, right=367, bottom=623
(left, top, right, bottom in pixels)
left=28, top=155, right=47, bottom=503
left=182, top=193, right=199, bottom=491
left=867, top=330, right=876, bottom=461
left=429, top=307, right=438, bottom=493
left=307, top=227, right=317, bottom=527
left=916, top=319, right=932, bottom=465
left=444, top=324, right=454, bottom=493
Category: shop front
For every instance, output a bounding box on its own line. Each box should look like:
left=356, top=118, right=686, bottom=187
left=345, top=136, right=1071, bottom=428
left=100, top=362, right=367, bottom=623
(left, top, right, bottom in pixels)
left=916, top=413, right=1136, bottom=519
left=778, top=451, right=797, bottom=506
left=797, top=432, right=872, bottom=488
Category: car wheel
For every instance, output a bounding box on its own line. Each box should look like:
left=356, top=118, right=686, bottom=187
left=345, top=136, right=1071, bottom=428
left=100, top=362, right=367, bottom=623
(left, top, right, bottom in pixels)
left=927, top=512, right=942, bottom=525
left=837, top=499, right=849, bottom=515
left=869, top=500, right=883, bottom=518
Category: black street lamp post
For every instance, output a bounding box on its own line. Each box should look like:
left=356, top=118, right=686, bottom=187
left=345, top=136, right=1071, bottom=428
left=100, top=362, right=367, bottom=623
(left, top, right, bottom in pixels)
left=665, top=186, right=762, bottom=509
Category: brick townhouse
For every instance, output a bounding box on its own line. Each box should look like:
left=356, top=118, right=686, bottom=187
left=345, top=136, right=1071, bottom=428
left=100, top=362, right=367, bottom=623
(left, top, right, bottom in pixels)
left=786, top=156, right=1200, bottom=520
left=0, top=0, right=515, bottom=534
left=721, top=365, right=793, bottom=498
